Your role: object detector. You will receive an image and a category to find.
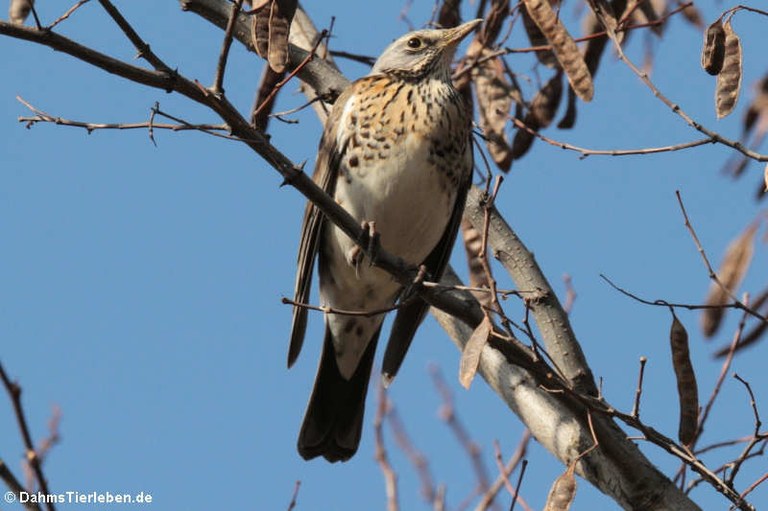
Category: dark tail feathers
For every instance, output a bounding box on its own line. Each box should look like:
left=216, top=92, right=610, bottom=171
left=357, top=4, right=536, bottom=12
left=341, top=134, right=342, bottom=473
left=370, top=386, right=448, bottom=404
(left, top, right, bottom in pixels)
left=297, top=326, right=380, bottom=462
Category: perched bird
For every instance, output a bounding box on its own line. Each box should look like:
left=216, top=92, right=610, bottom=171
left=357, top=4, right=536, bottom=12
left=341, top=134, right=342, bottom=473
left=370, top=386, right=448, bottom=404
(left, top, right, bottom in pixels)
left=288, top=19, right=480, bottom=462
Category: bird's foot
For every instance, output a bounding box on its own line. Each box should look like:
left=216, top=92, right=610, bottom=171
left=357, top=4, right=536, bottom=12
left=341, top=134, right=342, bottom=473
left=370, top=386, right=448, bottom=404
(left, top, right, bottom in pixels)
left=363, top=221, right=381, bottom=267
left=401, top=264, right=429, bottom=298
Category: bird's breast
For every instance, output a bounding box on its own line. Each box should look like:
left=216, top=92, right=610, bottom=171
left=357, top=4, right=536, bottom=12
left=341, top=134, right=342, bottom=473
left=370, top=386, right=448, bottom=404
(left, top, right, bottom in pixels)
left=331, top=76, right=471, bottom=265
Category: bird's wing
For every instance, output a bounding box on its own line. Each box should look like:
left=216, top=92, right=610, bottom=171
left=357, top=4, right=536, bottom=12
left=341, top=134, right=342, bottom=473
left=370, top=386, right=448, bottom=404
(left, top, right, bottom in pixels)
left=382, top=154, right=474, bottom=384
left=287, top=87, right=354, bottom=367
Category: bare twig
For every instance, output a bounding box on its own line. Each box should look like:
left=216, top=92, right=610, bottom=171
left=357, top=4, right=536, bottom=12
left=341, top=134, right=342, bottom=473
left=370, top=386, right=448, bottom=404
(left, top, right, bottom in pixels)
left=375, top=383, right=399, bottom=511
left=97, top=0, right=173, bottom=73
left=386, top=403, right=437, bottom=505
left=728, top=374, right=764, bottom=486
left=212, top=0, right=245, bottom=94
left=48, top=0, right=91, bottom=30
left=17, top=96, right=230, bottom=136
left=251, top=29, right=329, bottom=121
left=510, top=117, right=717, bottom=160
left=430, top=366, right=495, bottom=509
left=0, top=362, right=54, bottom=511
left=631, top=356, right=647, bottom=419
left=696, top=306, right=749, bottom=445
left=675, top=191, right=765, bottom=324
left=476, top=432, right=532, bottom=511
left=286, top=480, right=301, bottom=511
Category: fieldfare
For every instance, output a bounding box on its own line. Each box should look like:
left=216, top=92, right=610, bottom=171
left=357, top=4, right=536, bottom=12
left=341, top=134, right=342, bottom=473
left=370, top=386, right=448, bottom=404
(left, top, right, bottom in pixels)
left=288, top=19, right=480, bottom=462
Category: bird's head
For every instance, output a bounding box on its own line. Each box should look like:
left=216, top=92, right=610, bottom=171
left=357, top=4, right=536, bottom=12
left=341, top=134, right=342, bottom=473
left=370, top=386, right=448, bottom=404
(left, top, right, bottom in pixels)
left=371, top=19, right=482, bottom=80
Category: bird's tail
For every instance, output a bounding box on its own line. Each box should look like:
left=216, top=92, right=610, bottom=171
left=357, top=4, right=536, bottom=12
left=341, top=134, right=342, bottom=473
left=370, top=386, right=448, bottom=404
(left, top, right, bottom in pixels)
left=297, top=325, right=381, bottom=462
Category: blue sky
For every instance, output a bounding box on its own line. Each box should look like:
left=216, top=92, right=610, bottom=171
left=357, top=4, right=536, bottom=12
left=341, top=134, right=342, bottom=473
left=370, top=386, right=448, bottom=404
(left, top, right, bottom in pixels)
left=1, top=1, right=766, bottom=510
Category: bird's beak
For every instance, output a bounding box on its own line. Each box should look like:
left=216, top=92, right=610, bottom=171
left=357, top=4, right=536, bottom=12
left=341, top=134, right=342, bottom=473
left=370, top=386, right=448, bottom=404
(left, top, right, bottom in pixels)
left=441, top=19, right=483, bottom=47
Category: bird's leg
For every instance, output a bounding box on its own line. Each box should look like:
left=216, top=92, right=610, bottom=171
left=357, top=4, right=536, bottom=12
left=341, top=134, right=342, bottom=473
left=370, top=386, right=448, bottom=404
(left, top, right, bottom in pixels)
left=364, top=221, right=381, bottom=267
left=346, top=220, right=380, bottom=277
left=400, top=264, right=429, bottom=301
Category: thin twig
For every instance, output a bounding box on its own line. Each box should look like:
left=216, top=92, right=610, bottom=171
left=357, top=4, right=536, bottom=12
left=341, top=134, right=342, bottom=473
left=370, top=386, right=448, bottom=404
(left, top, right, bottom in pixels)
left=375, top=383, right=399, bottom=511
left=604, top=10, right=768, bottom=165
left=251, top=29, right=329, bottom=121
left=728, top=374, right=764, bottom=486
left=97, top=0, right=173, bottom=73
left=675, top=191, right=765, bottom=324
left=212, top=0, right=244, bottom=94
left=696, top=305, right=749, bottom=445
left=386, top=403, right=437, bottom=505
left=631, top=356, right=647, bottom=419
left=0, top=363, right=54, bottom=511
left=47, top=0, right=91, bottom=30
left=286, top=480, right=301, bottom=511
left=475, top=432, right=532, bottom=511
left=430, top=366, right=496, bottom=510
left=510, top=117, right=717, bottom=159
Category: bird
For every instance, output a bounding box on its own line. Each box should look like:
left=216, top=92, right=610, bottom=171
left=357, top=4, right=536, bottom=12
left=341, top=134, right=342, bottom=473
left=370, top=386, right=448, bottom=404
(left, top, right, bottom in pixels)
left=288, top=19, right=481, bottom=462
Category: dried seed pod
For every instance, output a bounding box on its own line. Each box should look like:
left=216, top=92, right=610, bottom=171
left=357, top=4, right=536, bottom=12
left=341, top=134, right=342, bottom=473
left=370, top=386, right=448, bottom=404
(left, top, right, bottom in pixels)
left=558, top=86, right=578, bottom=129
left=511, top=123, right=536, bottom=159
left=510, top=72, right=563, bottom=160
left=531, top=71, right=564, bottom=128
left=250, top=0, right=296, bottom=72
left=670, top=314, right=698, bottom=447
left=437, top=0, right=461, bottom=29
left=479, top=0, right=510, bottom=46
left=459, top=316, right=492, bottom=389
left=267, top=0, right=297, bottom=73
left=630, top=0, right=662, bottom=36
left=473, top=48, right=518, bottom=171
left=544, top=463, right=577, bottom=511
left=522, top=0, right=594, bottom=102
left=714, top=287, right=768, bottom=357
left=461, top=218, right=491, bottom=305
left=251, top=4, right=270, bottom=58
left=701, top=223, right=757, bottom=337
left=581, top=10, right=607, bottom=77
left=9, top=0, right=33, bottom=24
left=521, top=4, right=557, bottom=67
left=681, top=2, right=705, bottom=29
left=251, top=66, right=286, bottom=131
left=715, top=19, right=742, bottom=119
left=701, top=19, right=726, bottom=76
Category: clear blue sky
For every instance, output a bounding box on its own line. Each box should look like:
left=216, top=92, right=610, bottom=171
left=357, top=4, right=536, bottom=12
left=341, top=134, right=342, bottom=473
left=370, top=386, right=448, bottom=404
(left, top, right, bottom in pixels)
left=1, top=1, right=766, bottom=510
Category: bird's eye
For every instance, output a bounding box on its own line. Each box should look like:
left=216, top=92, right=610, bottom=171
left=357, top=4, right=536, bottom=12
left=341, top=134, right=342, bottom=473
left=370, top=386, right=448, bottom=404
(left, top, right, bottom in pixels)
left=406, top=37, right=423, bottom=49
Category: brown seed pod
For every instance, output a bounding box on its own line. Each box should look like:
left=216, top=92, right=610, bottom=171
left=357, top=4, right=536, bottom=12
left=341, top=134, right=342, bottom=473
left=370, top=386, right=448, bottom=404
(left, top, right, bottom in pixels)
left=715, top=18, right=742, bottom=119
left=670, top=314, right=699, bottom=447
left=473, top=48, right=518, bottom=171
left=510, top=72, right=563, bottom=160
left=714, top=286, right=768, bottom=357
left=459, top=316, right=492, bottom=389
left=764, top=162, right=768, bottom=192
left=521, top=4, right=557, bottom=67
left=681, top=2, right=705, bottom=29
left=531, top=71, right=564, bottom=128
left=250, top=0, right=297, bottom=73
left=267, top=0, right=297, bottom=73
left=9, top=0, right=34, bottom=25
left=630, top=0, right=663, bottom=36
left=581, top=10, right=607, bottom=78
left=701, top=19, right=726, bottom=76
left=437, top=0, right=461, bottom=29
left=700, top=223, right=757, bottom=337
left=558, top=86, right=578, bottom=129
left=461, top=218, right=490, bottom=305
left=478, top=0, right=510, bottom=46
left=522, top=0, right=594, bottom=102
left=251, top=66, right=286, bottom=131
left=543, top=463, right=577, bottom=511
left=251, top=4, right=270, bottom=58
